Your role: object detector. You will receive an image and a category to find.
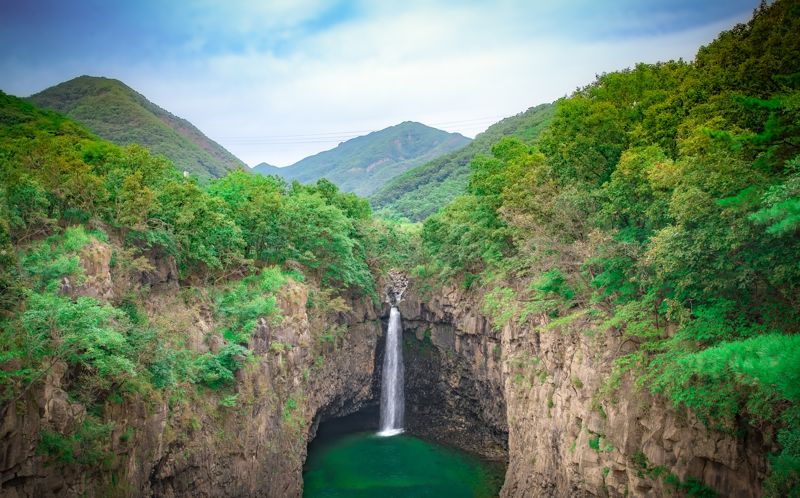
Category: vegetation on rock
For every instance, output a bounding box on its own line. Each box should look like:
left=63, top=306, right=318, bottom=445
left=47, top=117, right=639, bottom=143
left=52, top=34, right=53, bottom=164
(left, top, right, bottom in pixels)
left=2, top=1, right=799, bottom=495
left=415, top=1, right=800, bottom=494
left=0, top=89, right=414, bottom=475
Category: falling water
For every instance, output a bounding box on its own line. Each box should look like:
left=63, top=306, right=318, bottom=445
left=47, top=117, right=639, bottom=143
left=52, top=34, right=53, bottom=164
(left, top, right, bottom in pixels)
left=378, top=306, right=404, bottom=436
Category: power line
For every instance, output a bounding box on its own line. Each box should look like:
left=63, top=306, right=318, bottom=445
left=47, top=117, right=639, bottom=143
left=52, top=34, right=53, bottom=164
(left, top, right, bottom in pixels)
left=217, top=115, right=504, bottom=144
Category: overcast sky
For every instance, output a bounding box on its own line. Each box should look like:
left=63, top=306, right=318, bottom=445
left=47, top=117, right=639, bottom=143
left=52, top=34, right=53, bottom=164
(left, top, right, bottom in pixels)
left=0, top=0, right=759, bottom=167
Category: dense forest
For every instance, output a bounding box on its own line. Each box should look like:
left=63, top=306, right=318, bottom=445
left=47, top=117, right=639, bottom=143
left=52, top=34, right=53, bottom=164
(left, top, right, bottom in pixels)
left=416, top=1, right=800, bottom=495
left=1, top=0, right=799, bottom=496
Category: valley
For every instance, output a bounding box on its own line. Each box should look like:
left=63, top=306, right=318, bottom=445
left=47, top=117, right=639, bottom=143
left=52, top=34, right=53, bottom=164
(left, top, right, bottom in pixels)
left=0, top=1, right=799, bottom=497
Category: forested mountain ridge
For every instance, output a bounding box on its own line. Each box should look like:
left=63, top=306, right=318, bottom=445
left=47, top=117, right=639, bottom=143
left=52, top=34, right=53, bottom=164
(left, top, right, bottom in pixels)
left=28, top=75, right=245, bottom=179
left=254, top=121, right=471, bottom=196
left=370, top=103, right=554, bottom=221
left=252, top=162, right=282, bottom=175
left=418, top=1, right=800, bottom=495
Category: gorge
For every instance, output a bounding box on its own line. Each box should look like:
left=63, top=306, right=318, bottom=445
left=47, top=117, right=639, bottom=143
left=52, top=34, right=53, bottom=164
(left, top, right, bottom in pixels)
left=1, top=1, right=799, bottom=497
left=0, top=235, right=768, bottom=497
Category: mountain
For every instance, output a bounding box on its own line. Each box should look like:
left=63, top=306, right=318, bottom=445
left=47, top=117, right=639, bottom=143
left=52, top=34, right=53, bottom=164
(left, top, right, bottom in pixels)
left=369, top=103, right=555, bottom=221
left=254, top=121, right=471, bottom=196
left=252, top=162, right=283, bottom=176
left=28, top=75, right=244, bottom=179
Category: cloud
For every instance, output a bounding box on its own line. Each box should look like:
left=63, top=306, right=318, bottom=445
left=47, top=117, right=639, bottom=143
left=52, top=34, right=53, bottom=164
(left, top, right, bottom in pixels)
left=0, top=0, right=759, bottom=166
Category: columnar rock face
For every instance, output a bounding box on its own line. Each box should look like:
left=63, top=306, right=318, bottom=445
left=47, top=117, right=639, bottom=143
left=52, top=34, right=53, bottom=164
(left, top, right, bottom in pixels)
left=147, top=285, right=381, bottom=498
left=397, top=282, right=770, bottom=498
left=397, top=288, right=508, bottom=460
left=0, top=245, right=771, bottom=497
left=0, top=239, right=382, bottom=498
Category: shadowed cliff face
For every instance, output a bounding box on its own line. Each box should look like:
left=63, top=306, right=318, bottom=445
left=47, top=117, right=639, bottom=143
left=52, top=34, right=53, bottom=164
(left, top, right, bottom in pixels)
left=395, top=281, right=770, bottom=498
left=394, top=301, right=508, bottom=461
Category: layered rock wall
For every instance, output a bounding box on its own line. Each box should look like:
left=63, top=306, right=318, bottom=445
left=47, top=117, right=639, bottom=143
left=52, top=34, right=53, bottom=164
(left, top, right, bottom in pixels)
left=397, top=288, right=508, bottom=460
left=0, top=241, right=770, bottom=498
left=398, top=282, right=769, bottom=498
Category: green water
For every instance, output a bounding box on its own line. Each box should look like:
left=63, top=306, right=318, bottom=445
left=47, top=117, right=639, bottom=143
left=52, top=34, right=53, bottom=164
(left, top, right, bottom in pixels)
left=303, top=431, right=504, bottom=498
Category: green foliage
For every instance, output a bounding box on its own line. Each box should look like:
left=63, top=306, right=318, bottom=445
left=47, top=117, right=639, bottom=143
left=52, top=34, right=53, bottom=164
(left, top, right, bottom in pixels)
left=38, top=416, right=114, bottom=468
left=665, top=475, right=718, bottom=498
left=282, top=395, right=305, bottom=433
left=750, top=156, right=800, bottom=235
left=631, top=450, right=718, bottom=496
left=0, top=90, right=378, bottom=292
left=152, top=180, right=245, bottom=274
left=0, top=88, right=387, bottom=482
left=0, top=284, right=143, bottom=404
left=215, top=267, right=286, bottom=344
left=279, top=187, right=372, bottom=290
left=219, top=393, right=239, bottom=408
left=649, top=334, right=800, bottom=429
left=206, top=170, right=286, bottom=261
left=20, top=226, right=92, bottom=291
left=193, top=344, right=249, bottom=389
left=482, top=287, right=519, bottom=331
left=765, top=407, right=800, bottom=497
left=24, top=293, right=138, bottom=385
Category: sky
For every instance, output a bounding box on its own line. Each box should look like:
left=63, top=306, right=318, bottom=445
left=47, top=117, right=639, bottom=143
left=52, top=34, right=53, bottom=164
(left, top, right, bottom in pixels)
left=0, top=0, right=760, bottom=167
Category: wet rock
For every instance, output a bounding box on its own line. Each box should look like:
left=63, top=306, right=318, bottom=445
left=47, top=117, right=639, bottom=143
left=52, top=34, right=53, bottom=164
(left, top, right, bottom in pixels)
left=385, top=269, right=409, bottom=306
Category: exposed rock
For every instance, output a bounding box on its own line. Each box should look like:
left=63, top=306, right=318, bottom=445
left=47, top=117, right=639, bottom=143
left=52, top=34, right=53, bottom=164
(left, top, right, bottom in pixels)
left=397, top=285, right=508, bottom=461
left=137, top=247, right=178, bottom=289
left=385, top=269, right=409, bottom=306
left=397, top=281, right=769, bottom=498
left=1, top=248, right=771, bottom=497
left=1, top=272, right=382, bottom=497
left=75, top=240, right=114, bottom=300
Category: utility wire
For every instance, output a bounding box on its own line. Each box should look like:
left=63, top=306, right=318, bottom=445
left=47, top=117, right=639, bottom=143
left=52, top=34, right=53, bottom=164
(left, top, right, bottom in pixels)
left=217, top=115, right=504, bottom=144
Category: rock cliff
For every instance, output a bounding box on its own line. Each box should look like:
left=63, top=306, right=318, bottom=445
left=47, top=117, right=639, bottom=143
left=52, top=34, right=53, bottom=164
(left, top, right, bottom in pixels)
left=0, top=238, right=382, bottom=497
left=1, top=243, right=771, bottom=497
left=397, top=281, right=770, bottom=498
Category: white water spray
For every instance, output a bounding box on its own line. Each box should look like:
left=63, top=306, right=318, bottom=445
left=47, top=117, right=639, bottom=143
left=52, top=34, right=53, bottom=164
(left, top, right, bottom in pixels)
left=378, top=306, right=405, bottom=436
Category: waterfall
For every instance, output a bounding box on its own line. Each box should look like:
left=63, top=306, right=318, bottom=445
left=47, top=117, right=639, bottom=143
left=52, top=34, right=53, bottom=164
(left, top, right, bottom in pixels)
left=378, top=306, right=405, bottom=436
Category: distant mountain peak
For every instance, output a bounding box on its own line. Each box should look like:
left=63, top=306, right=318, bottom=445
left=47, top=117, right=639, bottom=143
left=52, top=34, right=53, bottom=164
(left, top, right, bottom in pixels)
left=28, top=75, right=244, bottom=179
left=252, top=162, right=283, bottom=176
left=254, top=122, right=470, bottom=196
left=370, top=103, right=556, bottom=221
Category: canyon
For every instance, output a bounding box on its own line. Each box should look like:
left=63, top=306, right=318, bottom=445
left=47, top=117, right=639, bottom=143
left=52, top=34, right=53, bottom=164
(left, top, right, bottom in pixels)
left=0, top=243, right=770, bottom=497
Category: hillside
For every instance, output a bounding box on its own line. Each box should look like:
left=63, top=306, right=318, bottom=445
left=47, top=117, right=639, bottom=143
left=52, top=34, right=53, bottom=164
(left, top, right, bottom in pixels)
left=28, top=75, right=244, bottom=179
left=254, top=121, right=470, bottom=196
left=252, top=162, right=282, bottom=176
left=0, top=88, right=402, bottom=496
left=370, top=103, right=555, bottom=221
left=419, top=1, right=800, bottom=496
